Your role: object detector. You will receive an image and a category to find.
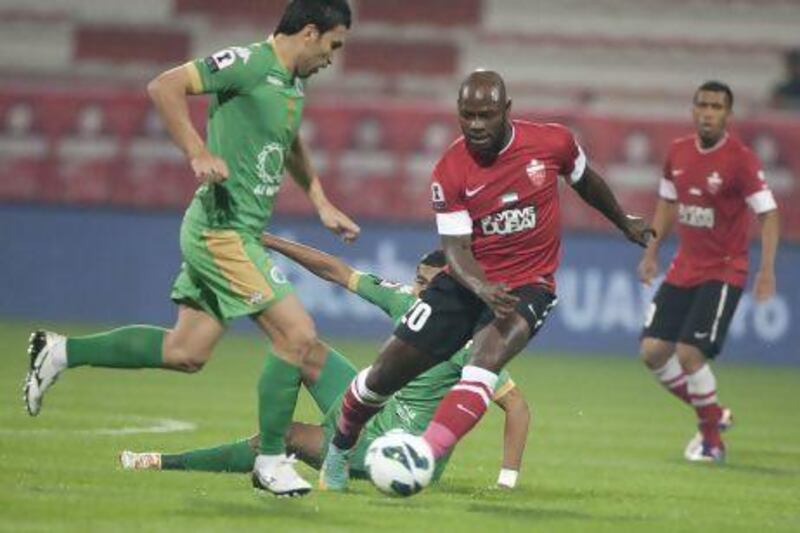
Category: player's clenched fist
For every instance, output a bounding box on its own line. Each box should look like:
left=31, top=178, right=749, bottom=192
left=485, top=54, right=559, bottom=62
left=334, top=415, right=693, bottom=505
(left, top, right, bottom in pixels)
left=190, top=150, right=229, bottom=183
left=477, top=283, right=520, bottom=319
left=622, top=215, right=656, bottom=248
left=318, top=202, right=361, bottom=243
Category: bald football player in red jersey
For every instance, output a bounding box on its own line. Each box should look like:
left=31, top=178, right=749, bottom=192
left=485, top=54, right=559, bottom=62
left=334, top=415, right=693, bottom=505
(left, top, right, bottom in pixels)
left=638, top=81, right=780, bottom=463
left=319, top=70, right=654, bottom=490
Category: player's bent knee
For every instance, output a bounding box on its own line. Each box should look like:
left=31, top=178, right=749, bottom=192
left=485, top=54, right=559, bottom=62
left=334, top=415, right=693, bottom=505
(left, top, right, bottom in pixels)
left=639, top=338, right=670, bottom=369
left=284, top=326, right=318, bottom=357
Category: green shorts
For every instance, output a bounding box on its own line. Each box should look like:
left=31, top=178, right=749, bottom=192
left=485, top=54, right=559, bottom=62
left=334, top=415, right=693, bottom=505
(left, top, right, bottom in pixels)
left=320, top=397, right=449, bottom=482
left=170, top=220, right=293, bottom=323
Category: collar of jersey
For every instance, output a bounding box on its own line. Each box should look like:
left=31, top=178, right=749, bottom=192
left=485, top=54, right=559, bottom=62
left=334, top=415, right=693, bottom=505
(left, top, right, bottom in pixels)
left=498, top=122, right=517, bottom=156
left=265, top=37, right=294, bottom=82
left=695, top=132, right=729, bottom=155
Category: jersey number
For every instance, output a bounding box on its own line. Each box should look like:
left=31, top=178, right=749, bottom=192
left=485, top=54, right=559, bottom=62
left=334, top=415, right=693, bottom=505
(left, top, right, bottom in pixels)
left=402, top=300, right=432, bottom=332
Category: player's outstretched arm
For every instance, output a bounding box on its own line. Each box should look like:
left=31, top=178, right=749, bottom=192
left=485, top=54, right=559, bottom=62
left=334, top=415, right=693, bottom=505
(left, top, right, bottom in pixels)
left=638, top=198, right=677, bottom=285
left=261, top=233, right=355, bottom=290
left=493, top=385, right=530, bottom=489
left=146, top=64, right=229, bottom=183
left=442, top=235, right=519, bottom=318
left=571, top=166, right=654, bottom=247
left=753, top=209, right=780, bottom=302
left=286, top=136, right=360, bottom=243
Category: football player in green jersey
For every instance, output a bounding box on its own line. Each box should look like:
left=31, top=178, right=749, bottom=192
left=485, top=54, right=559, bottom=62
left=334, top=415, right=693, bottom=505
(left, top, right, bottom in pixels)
left=120, top=234, right=531, bottom=489
left=23, top=0, right=358, bottom=497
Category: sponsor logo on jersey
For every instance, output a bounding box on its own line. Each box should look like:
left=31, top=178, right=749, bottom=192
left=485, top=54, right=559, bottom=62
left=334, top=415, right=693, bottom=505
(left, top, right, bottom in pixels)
left=671, top=169, right=685, bottom=177
left=480, top=205, right=537, bottom=236
left=431, top=182, right=446, bottom=210
left=706, top=171, right=723, bottom=194
left=266, top=75, right=284, bottom=87
left=689, top=187, right=703, bottom=196
left=678, top=203, right=715, bottom=228
left=526, top=158, right=547, bottom=187
left=254, top=142, right=285, bottom=196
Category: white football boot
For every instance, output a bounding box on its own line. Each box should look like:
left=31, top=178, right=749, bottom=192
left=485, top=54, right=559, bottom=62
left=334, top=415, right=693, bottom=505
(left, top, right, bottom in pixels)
left=251, top=454, right=312, bottom=497
left=684, top=407, right=733, bottom=461
left=23, top=330, right=68, bottom=416
left=119, top=451, right=162, bottom=470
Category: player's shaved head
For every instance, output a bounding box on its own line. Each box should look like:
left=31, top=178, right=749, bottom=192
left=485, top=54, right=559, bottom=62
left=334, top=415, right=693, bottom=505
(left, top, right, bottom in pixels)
left=457, top=69, right=512, bottom=164
left=458, top=70, right=508, bottom=107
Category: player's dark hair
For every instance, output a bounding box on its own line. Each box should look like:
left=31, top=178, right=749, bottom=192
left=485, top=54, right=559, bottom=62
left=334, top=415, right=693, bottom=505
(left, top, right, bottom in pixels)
left=695, top=80, right=734, bottom=109
left=419, top=250, right=446, bottom=268
left=274, top=0, right=352, bottom=36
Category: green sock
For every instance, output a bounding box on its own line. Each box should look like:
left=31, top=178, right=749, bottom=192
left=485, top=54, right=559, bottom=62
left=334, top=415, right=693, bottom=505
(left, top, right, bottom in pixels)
left=258, top=351, right=301, bottom=455
left=66, top=325, right=165, bottom=369
left=161, top=439, right=256, bottom=472
left=307, top=346, right=357, bottom=413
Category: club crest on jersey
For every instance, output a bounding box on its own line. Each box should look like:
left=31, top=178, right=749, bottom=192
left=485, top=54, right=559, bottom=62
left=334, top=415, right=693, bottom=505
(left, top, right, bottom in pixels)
left=526, top=159, right=547, bottom=187
left=706, top=171, right=723, bottom=195
left=431, top=182, right=446, bottom=210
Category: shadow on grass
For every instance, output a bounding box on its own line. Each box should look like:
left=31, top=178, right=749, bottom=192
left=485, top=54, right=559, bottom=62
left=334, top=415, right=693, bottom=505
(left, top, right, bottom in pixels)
left=664, top=456, right=799, bottom=477
left=722, top=463, right=800, bottom=477
left=177, top=496, right=356, bottom=527
left=467, top=503, right=592, bottom=521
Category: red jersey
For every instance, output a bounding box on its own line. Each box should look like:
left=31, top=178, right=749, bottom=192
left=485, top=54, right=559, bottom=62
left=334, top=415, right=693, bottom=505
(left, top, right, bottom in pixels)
left=431, top=120, right=586, bottom=291
left=660, top=133, right=777, bottom=288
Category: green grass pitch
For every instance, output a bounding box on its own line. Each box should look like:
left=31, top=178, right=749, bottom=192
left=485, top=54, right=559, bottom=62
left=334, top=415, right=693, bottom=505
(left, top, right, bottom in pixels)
left=1, top=320, right=798, bottom=532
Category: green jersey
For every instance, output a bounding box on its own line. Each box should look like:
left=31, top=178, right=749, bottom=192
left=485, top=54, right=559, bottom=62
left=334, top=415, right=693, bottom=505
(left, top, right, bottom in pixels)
left=186, top=41, right=305, bottom=236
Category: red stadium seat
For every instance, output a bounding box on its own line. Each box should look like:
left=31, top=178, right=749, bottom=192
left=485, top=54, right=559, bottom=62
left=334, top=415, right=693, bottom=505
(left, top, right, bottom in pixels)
left=343, top=40, right=457, bottom=77
left=358, top=0, right=482, bottom=27
left=74, top=25, right=190, bottom=64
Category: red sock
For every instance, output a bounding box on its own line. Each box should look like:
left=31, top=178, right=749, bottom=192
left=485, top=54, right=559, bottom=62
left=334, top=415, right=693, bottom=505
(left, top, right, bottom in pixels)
left=693, top=397, right=723, bottom=449
left=687, top=365, right=723, bottom=449
left=423, top=369, right=496, bottom=458
left=332, top=370, right=386, bottom=450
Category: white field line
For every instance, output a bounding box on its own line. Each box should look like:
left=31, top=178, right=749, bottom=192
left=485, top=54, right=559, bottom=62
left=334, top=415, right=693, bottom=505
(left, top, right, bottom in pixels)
left=1, top=417, right=196, bottom=436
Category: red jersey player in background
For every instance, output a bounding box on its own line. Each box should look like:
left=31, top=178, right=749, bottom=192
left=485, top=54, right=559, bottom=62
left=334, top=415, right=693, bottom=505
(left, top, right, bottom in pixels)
left=638, top=81, right=780, bottom=463
left=319, top=70, right=653, bottom=490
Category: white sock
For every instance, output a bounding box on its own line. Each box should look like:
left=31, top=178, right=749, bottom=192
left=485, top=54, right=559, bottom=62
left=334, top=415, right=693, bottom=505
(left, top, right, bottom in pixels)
left=461, top=365, right=499, bottom=391
left=651, top=354, right=686, bottom=388
left=353, top=367, right=389, bottom=405
left=686, top=364, right=718, bottom=407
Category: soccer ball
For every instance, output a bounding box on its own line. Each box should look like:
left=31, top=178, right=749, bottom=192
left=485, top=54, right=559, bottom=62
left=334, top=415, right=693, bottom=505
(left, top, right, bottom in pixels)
left=364, top=430, right=435, bottom=497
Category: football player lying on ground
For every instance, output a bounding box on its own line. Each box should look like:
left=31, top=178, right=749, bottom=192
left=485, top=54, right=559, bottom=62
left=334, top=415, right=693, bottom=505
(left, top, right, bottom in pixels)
left=120, top=234, right=530, bottom=488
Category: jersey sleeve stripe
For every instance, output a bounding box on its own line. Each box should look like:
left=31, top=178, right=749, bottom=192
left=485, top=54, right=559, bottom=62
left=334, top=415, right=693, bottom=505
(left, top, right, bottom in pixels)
left=746, top=189, right=777, bottom=214
left=436, top=211, right=473, bottom=235
left=184, top=62, right=204, bottom=94
left=569, top=145, right=587, bottom=184
left=492, top=378, right=516, bottom=401
left=347, top=270, right=363, bottom=292
left=659, top=178, right=678, bottom=200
